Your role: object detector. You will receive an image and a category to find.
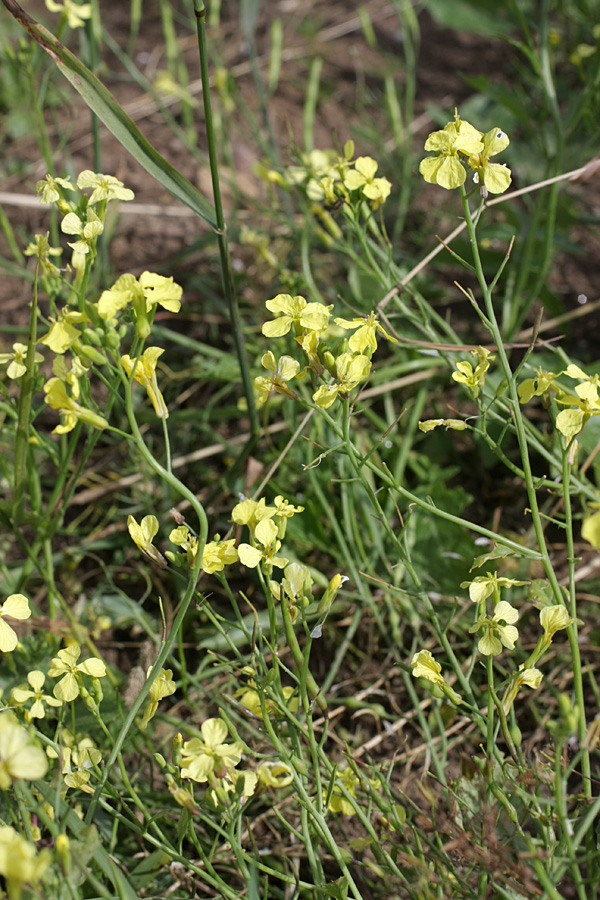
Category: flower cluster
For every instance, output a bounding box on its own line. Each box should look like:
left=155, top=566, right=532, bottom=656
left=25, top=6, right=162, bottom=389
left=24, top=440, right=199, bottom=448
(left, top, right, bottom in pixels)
left=256, top=292, right=395, bottom=410
left=180, top=717, right=256, bottom=803
left=262, top=143, right=392, bottom=210
left=419, top=113, right=511, bottom=194
left=519, top=362, right=600, bottom=443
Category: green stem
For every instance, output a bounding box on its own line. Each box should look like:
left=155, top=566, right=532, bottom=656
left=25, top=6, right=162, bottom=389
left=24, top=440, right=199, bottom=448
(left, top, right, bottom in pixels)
left=13, top=261, right=40, bottom=524
left=85, top=372, right=208, bottom=824
left=191, top=0, right=258, bottom=436
left=561, top=451, right=591, bottom=799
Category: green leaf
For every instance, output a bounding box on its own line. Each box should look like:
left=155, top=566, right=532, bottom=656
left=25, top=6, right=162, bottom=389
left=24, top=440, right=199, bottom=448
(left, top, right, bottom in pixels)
left=470, top=545, right=520, bottom=571
left=1, top=0, right=217, bottom=229
left=318, top=876, right=349, bottom=899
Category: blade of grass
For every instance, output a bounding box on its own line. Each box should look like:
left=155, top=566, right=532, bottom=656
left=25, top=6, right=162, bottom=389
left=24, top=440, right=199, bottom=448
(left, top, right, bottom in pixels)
left=1, top=0, right=217, bottom=229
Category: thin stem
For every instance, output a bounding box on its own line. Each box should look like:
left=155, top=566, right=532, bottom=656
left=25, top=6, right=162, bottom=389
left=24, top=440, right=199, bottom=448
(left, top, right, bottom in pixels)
left=191, top=0, right=258, bottom=437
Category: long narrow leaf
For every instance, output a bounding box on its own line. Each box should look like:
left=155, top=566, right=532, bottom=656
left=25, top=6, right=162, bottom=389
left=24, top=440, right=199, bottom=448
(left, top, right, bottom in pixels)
left=1, top=0, right=217, bottom=229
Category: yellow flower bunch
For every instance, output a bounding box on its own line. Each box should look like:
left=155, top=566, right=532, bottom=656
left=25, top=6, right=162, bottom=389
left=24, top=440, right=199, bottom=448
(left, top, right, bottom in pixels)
left=419, top=113, right=511, bottom=194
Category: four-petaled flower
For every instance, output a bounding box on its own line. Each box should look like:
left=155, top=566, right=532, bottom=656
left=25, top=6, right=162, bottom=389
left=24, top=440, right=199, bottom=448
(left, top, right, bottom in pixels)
left=0, top=594, right=31, bottom=653
left=254, top=351, right=301, bottom=407
left=343, top=156, right=392, bottom=205
left=419, top=118, right=484, bottom=190
left=36, top=173, right=75, bottom=205
left=61, top=208, right=104, bottom=254
left=23, top=233, right=62, bottom=273
left=128, top=514, right=167, bottom=567
left=48, top=644, right=107, bottom=702
left=470, top=600, right=519, bottom=656
left=312, top=352, right=371, bottom=409
left=467, top=127, right=512, bottom=194
left=44, top=0, right=92, bottom=29
left=39, top=308, right=88, bottom=354
left=201, top=539, right=238, bottom=574
left=555, top=364, right=600, bottom=439
left=262, top=294, right=331, bottom=338
left=12, top=670, right=63, bottom=721
left=180, top=718, right=244, bottom=783
left=0, top=343, right=44, bottom=380
left=76, top=170, right=135, bottom=204
left=238, top=518, right=289, bottom=571
left=231, top=497, right=277, bottom=533
left=334, top=311, right=397, bottom=355
left=461, top=572, right=528, bottom=604
left=121, top=347, right=169, bottom=418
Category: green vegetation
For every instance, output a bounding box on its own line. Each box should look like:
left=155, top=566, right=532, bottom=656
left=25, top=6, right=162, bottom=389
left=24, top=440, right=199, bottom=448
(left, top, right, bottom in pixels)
left=1, top=1, right=600, bottom=897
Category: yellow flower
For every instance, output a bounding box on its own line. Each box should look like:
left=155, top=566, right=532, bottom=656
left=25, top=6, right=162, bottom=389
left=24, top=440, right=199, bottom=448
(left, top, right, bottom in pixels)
left=201, top=539, right=238, bottom=574
left=0, top=594, right=31, bottom=653
left=470, top=600, right=519, bottom=656
left=128, top=514, right=167, bottom=567
left=23, top=233, right=62, bottom=273
left=0, top=713, right=48, bottom=788
left=502, top=666, right=543, bottom=714
left=44, top=0, right=91, bottom=28
left=43, top=374, right=109, bottom=434
left=555, top=364, right=600, bottom=439
left=0, top=343, right=41, bottom=380
left=540, top=605, right=574, bottom=640
left=76, top=170, right=134, bottom=204
left=60, top=207, right=103, bottom=254
left=121, top=347, right=169, bottom=419
left=411, top=649, right=462, bottom=704
left=231, top=497, right=277, bottom=532
left=238, top=685, right=297, bottom=719
left=48, top=644, right=107, bottom=702
left=343, top=156, right=392, bottom=205
left=12, top=670, right=63, bottom=721
left=273, top=495, right=304, bottom=538
left=257, top=760, right=294, bottom=788
left=262, top=293, right=332, bottom=338
left=328, top=766, right=359, bottom=815
left=39, top=308, right=88, bottom=354
left=312, top=352, right=371, bottom=409
left=46, top=728, right=102, bottom=793
left=518, top=367, right=558, bottom=404
left=582, top=510, right=600, bottom=549
left=36, top=173, right=75, bottom=204
left=461, top=572, right=528, bottom=604
left=411, top=649, right=445, bottom=687
left=238, top=518, right=289, bottom=571
left=0, top=826, right=51, bottom=895
left=419, top=117, right=484, bottom=189
left=334, top=311, right=397, bottom=355
left=467, top=127, right=511, bottom=195
left=138, top=271, right=182, bottom=314
left=140, top=667, right=176, bottom=729
left=180, top=718, right=244, bottom=782
left=254, top=351, right=301, bottom=406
